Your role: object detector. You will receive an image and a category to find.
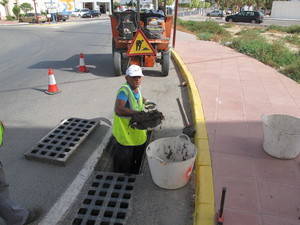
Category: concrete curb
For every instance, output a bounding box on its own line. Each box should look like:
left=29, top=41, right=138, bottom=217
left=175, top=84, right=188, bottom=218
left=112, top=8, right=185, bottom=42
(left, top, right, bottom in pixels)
left=171, top=49, right=215, bottom=225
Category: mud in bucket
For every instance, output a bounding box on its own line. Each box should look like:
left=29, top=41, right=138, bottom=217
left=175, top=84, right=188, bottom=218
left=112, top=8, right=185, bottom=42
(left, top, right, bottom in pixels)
left=262, top=114, right=300, bottom=159
left=146, top=134, right=197, bottom=189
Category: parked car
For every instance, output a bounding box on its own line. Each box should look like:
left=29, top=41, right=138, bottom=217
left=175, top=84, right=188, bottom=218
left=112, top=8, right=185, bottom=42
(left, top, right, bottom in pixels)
left=72, top=8, right=90, bottom=17
left=57, top=13, right=69, bottom=21
left=225, top=8, right=233, bottom=15
left=19, top=13, right=47, bottom=23
left=206, top=10, right=224, bottom=17
left=225, top=11, right=264, bottom=24
left=90, top=10, right=101, bottom=17
left=81, top=11, right=92, bottom=18
left=49, top=13, right=69, bottom=22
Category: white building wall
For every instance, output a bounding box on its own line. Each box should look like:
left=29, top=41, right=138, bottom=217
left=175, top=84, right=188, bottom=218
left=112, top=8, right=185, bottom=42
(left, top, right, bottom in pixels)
left=0, top=0, right=110, bottom=18
left=271, top=1, right=300, bottom=19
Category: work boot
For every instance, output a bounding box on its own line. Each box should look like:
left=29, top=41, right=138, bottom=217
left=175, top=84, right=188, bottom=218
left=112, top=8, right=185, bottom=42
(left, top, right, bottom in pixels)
left=24, top=208, right=42, bottom=225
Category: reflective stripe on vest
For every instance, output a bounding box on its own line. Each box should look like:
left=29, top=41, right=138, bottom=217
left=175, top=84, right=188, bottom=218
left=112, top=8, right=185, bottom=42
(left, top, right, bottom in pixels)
left=112, top=84, right=147, bottom=146
left=0, top=121, right=4, bottom=146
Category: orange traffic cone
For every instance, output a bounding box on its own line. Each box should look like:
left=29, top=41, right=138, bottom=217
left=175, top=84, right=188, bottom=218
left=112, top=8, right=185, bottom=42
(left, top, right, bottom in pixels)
left=78, top=53, right=89, bottom=72
left=45, top=68, right=61, bottom=95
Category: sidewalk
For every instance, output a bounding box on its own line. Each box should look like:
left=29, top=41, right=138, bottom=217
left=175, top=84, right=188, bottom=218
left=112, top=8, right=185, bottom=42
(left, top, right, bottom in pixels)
left=174, top=31, right=300, bottom=225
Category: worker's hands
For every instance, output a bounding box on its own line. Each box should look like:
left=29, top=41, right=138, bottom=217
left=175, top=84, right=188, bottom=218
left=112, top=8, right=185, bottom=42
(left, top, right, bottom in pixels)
left=131, top=111, right=145, bottom=121
left=129, top=110, right=164, bottom=130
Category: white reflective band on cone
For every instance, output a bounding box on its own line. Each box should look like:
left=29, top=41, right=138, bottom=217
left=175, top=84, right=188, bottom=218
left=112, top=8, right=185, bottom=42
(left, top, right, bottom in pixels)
left=80, top=58, right=85, bottom=66
left=48, top=75, right=56, bottom=85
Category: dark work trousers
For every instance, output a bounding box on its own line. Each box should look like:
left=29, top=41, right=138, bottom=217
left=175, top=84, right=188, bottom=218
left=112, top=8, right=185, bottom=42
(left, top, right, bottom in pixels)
left=0, top=161, right=29, bottom=225
left=113, top=140, right=146, bottom=174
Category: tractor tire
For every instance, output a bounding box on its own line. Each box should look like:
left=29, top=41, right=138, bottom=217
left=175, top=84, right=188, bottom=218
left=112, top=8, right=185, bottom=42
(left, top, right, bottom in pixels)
left=112, top=39, right=115, bottom=54
left=121, top=56, right=128, bottom=74
left=161, top=51, right=170, bottom=76
left=113, top=51, right=122, bottom=76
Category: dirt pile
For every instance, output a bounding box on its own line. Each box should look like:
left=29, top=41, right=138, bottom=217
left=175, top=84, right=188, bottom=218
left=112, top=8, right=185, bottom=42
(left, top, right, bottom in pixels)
left=130, top=110, right=164, bottom=130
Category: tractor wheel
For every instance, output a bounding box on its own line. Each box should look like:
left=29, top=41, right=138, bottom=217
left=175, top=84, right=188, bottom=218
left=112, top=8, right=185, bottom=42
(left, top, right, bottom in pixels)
left=161, top=51, right=170, bottom=76
left=113, top=51, right=122, bottom=76
left=121, top=57, right=129, bottom=74
left=112, top=39, right=115, bottom=54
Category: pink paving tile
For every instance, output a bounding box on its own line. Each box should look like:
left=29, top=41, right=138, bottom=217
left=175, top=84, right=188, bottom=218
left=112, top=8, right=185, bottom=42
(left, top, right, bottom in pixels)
left=264, top=88, right=296, bottom=107
left=213, top=132, right=266, bottom=157
left=202, top=103, right=217, bottom=121
left=212, top=121, right=264, bottom=157
left=244, top=102, right=274, bottom=121
left=270, top=106, right=300, bottom=118
left=214, top=177, right=260, bottom=213
left=262, top=215, right=300, bottom=225
left=212, top=152, right=256, bottom=178
left=258, top=181, right=300, bottom=220
left=219, top=209, right=262, bottom=225
left=217, top=99, right=244, bottom=121
left=254, top=158, right=300, bottom=186
left=242, top=84, right=270, bottom=104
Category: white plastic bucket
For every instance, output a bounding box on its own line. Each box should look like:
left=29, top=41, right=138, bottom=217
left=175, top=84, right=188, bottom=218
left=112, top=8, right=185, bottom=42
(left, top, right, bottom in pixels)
left=262, top=114, right=300, bottom=159
left=146, top=134, right=197, bottom=189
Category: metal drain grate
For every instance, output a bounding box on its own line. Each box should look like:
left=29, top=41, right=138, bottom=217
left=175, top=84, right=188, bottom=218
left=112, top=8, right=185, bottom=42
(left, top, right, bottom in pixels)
left=24, top=118, right=99, bottom=166
left=72, top=172, right=136, bottom=225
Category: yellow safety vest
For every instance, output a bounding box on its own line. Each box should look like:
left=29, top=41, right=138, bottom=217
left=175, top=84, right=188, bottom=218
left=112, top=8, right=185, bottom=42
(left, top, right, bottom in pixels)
left=0, top=121, right=4, bottom=146
left=112, top=84, right=147, bottom=146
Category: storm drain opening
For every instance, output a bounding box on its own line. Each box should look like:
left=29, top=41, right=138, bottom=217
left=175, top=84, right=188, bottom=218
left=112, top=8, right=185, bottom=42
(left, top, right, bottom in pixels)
left=24, top=118, right=99, bottom=166
left=71, top=172, right=136, bottom=225
left=95, top=131, right=153, bottom=175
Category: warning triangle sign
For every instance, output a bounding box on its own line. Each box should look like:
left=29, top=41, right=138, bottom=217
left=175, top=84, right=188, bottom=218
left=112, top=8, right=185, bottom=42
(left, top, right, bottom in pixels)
left=127, top=30, right=156, bottom=56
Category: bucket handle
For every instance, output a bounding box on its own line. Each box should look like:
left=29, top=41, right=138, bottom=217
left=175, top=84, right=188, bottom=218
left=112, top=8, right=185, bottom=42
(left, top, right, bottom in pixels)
left=177, top=134, right=190, bottom=142
left=146, top=147, right=166, bottom=164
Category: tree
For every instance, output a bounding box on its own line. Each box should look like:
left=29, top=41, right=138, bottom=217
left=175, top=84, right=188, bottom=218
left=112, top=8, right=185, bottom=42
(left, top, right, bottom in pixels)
left=12, top=5, right=20, bottom=19
left=20, top=2, right=33, bottom=14
left=0, top=0, right=10, bottom=17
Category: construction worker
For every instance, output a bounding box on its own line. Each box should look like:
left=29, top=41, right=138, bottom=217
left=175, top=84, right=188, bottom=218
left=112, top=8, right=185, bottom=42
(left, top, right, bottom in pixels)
left=112, top=65, right=152, bottom=174
left=0, top=121, right=41, bottom=225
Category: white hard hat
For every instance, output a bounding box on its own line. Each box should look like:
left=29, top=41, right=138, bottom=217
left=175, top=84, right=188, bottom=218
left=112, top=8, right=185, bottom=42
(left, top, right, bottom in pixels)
left=126, top=65, right=144, bottom=77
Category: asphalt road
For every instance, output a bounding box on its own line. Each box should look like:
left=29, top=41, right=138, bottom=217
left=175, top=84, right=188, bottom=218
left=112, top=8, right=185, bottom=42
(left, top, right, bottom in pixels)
left=0, top=21, right=193, bottom=225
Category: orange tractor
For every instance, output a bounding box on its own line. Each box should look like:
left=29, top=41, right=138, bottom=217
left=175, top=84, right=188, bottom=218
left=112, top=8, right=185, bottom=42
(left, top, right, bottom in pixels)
left=110, top=0, right=173, bottom=76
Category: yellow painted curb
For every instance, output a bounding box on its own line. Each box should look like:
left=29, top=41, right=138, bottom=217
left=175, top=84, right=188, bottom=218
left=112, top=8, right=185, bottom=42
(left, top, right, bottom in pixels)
left=171, top=49, right=215, bottom=225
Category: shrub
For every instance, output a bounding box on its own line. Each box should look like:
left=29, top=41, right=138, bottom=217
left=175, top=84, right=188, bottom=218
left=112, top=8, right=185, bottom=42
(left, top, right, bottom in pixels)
left=6, top=15, right=15, bottom=20
left=177, top=19, right=231, bottom=40
left=197, top=32, right=214, bottom=41
left=280, top=59, right=300, bottom=83
left=266, top=25, right=286, bottom=32
left=284, top=34, right=300, bottom=47
left=266, top=25, right=300, bottom=34
left=221, top=23, right=233, bottom=29
left=235, top=28, right=265, bottom=38
left=230, top=37, right=297, bottom=69
left=285, top=25, right=300, bottom=34
left=12, top=5, right=20, bottom=19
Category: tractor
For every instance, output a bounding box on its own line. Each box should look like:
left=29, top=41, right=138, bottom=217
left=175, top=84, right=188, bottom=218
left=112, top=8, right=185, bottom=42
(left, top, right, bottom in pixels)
left=110, top=0, right=173, bottom=76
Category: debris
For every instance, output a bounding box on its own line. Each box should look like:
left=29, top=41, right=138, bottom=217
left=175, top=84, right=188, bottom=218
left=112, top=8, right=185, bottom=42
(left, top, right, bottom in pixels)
left=129, top=110, right=164, bottom=130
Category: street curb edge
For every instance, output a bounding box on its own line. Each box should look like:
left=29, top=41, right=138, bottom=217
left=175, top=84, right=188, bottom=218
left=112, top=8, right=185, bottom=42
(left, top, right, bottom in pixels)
left=171, top=49, right=215, bottom=225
